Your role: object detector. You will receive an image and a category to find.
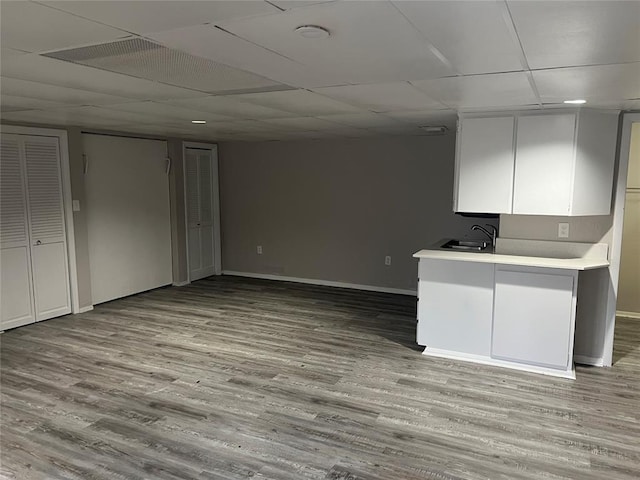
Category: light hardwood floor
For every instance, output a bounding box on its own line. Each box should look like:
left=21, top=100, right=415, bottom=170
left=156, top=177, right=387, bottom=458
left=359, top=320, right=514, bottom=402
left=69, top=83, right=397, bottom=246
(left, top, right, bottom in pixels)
left=1, top=276, right=639, bottom=480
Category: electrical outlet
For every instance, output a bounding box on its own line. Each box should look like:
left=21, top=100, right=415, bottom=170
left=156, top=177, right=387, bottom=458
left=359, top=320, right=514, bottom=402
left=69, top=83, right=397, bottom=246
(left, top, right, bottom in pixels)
left=385, top=256, right=392, bottom=266
left=257, top=245, right=263, bottom=254
left=558, top=222, right=569, bottom=238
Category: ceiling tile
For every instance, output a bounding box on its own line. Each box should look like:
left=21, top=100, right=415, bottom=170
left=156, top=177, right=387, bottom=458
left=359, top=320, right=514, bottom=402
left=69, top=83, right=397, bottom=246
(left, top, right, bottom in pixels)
left=259, top=117, right=343, bottom=131
left=268, top=1, right=337, bottom=10
left=161, top=96, right=298, bottom=119
left=316, top=112, right=402, bottom=129
left=384, top=109, right=458, bottom=130
left=314, top=82, right=444, bottom=112
left=508, top=0, right=640, bottom=69
left=0, top=1, right=129, bottom=53
left=219, top=1, right=453, bottom=84
left=366, top=125, right=436, bottom=136
left=0, top=94, right=67, bottom=112
left=1, top=53, right=205, bottom=101
left=411, top=72, right=539, bottom=109
left=41, top=1, right=280, bottom=35
left=101, top=101, right=235, bottom=123
left=0, top=105, right=165, bottom=127
left=392, top=1, right=523, bottom=75
left=231, top=90, right=361, bottom=116
left=107, top=123, right=211, bottom=138
left=532, top=63, right=640, bottom=104
left=0, top=77, right=133, bottom=106
left=148, top=24, right=342, bottom=88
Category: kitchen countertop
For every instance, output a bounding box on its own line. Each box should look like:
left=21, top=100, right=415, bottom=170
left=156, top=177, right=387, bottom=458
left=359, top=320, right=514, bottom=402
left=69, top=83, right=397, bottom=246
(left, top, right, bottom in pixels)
left=413, top=238, right=610, bottom=271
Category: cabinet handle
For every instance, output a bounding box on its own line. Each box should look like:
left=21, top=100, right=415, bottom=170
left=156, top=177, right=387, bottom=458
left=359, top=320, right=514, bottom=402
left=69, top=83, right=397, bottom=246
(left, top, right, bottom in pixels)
left=35, top=240, right=42, bottom=245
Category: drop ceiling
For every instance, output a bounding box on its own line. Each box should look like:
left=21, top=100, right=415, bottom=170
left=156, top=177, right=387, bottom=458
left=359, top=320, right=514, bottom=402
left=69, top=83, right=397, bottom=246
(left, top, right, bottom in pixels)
left=1, top=0, right=638, bottom=142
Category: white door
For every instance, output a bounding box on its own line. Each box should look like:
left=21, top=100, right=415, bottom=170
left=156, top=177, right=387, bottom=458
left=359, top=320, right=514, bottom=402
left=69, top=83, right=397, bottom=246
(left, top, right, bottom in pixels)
left=0, top=134, right=71, bottom=328
left=455, top=116, right=515, bottom=214
left=84, top=134, right=172, bottom=304
left=513, top=114, right=576, bottom=215
left=1, top=135, right=35, bottom=329
left=185, top=147, right=218, bottom=281
left=24, top=137, right=71, bottom=320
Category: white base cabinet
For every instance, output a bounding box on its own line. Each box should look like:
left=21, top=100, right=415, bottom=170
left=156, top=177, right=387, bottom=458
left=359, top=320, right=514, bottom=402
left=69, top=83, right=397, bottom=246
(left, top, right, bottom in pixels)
left=417, top=259, right=494, bottom=356
left=492, top=266, right=577, bottom=370
left=416, top=258, right=579, bottom=379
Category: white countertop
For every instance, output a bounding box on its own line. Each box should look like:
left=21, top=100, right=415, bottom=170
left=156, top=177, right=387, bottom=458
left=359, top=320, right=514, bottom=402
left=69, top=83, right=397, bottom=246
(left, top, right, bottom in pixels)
left=413, top=239, right=609, bottom=271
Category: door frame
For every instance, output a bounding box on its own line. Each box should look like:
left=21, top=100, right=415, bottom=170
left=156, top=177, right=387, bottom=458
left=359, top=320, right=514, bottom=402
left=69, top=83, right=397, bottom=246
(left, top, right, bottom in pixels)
left=182, top=141, right=222, bottom=283
left=1, top=125, right=80, bottom=314
left=603, top=112, right=640, bottom=366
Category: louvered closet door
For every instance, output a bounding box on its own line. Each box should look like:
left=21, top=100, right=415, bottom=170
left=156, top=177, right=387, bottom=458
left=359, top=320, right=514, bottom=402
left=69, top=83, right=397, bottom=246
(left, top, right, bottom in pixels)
left=186, top=148, right=216, bottom=281
left=1, top=135, right=35, bottom=329
left=24, top=136, right=71, bottom=321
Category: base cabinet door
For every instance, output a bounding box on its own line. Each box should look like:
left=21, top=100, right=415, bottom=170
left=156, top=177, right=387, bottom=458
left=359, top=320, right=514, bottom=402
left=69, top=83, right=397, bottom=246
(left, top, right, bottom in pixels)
left=417, top=259, right=494, bottom=356
left=491, top=267, right=576, bottom=369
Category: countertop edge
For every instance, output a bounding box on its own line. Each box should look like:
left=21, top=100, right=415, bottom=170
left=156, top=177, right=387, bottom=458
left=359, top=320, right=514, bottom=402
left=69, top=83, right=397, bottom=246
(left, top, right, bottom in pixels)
left=412, top=249, right=610, bottom=271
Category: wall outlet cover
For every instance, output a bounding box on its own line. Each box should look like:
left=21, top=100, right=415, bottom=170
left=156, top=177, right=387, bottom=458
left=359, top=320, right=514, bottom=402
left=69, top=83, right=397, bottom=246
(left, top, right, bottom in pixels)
left=257, top=245, right=263, bottom=254
left=385, top=256, right=392, bottom=266
left=558, top=222, right=570, bottom=238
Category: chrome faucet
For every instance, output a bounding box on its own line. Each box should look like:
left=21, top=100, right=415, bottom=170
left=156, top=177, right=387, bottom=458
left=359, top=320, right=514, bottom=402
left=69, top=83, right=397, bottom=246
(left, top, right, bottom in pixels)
left=471, top=224, right=498, bottom=250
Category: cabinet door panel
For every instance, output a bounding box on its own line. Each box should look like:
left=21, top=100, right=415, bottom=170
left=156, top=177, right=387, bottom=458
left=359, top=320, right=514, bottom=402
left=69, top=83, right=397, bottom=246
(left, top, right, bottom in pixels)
left=456, top=116, right=515, bottom=214
left=513, top=114, right=575, bottom=215
left=492, top=269, right=574, bottom=369
left=417, top=259, right=494, bottom=355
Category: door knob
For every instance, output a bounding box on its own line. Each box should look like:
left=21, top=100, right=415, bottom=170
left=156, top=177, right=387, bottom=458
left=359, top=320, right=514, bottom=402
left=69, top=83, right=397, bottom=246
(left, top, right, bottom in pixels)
left=35, top=240, right=42, bottom=245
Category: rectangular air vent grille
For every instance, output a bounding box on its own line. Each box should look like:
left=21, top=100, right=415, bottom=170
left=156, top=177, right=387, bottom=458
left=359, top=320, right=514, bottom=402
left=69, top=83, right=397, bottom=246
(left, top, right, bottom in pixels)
left=42, top=38, right=288, bottom=95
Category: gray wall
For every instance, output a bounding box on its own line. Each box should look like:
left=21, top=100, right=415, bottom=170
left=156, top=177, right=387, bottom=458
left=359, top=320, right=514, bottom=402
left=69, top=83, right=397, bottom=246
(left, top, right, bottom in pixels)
left=218, top=135, right=497, bottom=292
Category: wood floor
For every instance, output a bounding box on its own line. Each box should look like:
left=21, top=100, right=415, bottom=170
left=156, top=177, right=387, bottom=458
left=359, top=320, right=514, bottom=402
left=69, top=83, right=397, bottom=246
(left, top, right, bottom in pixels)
left=1, top=276, right=639, bottom=480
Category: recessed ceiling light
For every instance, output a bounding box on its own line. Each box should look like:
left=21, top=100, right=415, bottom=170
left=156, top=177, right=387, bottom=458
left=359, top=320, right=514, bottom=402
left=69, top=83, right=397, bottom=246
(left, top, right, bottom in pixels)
left=191, top=120, right=207, bottom=124
left=563, top=99, right=587, bottom=104
left=295, top=25, right=330, bottom=39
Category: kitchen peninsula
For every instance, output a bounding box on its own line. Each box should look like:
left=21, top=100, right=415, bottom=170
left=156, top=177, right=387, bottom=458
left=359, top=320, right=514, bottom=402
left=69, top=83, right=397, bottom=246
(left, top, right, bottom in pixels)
left=414, top=238, right=609, bottom=379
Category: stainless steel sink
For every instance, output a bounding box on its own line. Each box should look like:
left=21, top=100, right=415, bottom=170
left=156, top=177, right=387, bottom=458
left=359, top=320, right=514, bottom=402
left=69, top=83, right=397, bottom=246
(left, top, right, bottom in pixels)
left=440, top=239, right=491, bottom=252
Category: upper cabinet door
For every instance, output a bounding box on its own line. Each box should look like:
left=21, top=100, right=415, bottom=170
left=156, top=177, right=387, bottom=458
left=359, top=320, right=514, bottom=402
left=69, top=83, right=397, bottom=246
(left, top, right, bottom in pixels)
left=513, top=114, right=576, bottom=215
left=455, top=116, right=515, bottom=214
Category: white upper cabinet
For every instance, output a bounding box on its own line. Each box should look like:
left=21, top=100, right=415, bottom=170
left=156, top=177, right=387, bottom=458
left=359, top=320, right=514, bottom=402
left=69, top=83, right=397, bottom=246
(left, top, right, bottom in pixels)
left=455, top=116, right=515, bottom=214
left=454, top=110, right=618, bottom=216
left=513, top=114, right=576, bottom=215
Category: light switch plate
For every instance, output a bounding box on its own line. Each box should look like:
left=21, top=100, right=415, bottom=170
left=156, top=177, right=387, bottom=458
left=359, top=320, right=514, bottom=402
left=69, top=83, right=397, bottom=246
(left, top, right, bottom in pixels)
left=558, top=222, right=569, bottom=238
left=72, top=200, right=80, bottom=212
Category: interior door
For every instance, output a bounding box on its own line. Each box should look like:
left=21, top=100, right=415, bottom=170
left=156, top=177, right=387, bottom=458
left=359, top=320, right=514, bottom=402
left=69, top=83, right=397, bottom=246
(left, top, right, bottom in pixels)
left=84, top=134, right=172, bottom=304
left=185, top=147, right=217, bottom=281
left=23, top=136, right=71, bottom=321
left=0, top=135, right=35, bottom=329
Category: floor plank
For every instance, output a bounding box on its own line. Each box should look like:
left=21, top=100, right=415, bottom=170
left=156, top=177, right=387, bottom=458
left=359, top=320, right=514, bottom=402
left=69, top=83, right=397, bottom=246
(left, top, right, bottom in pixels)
left=1, top=276, right=639, bottom=480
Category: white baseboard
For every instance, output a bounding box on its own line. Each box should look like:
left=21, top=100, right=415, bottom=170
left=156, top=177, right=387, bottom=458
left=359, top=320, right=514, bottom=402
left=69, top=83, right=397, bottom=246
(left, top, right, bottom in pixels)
left=222, top=271, right=417, bottom=296
left=172, top=280, right=190, bottom=287
left=77, top=305, right=94, bottom=314
left=574, top=355, right=604, bottom=367
left=616, top=310, right=640, bottom=319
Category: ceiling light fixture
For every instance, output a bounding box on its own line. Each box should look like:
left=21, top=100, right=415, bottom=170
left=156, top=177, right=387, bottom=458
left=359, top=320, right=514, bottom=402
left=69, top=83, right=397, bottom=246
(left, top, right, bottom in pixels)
left=295, top=25, right=330, bottom=39
left=420, top=125, right=448, bottom=135
left=191, top=120, right=207, bottom=124
left=563, top=99, right=587, bottom=104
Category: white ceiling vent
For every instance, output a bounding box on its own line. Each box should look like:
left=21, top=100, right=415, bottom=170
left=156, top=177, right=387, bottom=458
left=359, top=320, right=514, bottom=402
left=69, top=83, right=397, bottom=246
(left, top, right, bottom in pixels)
left=42, top=37, right=291, bottom=95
